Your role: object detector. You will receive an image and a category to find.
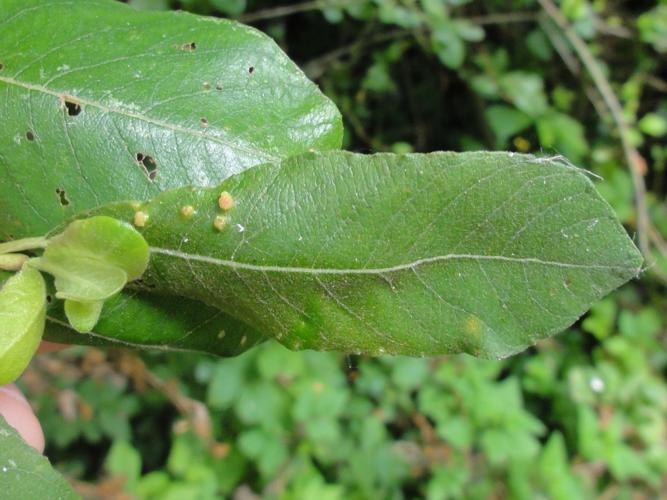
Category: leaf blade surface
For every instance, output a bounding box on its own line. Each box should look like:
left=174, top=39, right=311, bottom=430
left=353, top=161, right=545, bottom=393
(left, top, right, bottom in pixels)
left=90, top=151, right=642, bottom=358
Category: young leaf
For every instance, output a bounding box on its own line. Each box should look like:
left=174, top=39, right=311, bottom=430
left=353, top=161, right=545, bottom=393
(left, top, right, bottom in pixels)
left=29, top=216, right=149, bottom=302
left=49, top=216, right=149, bottom=280
left=30, top=258, right=127, bottom=302
left=89, top=151, right=643, bottom=359
left=0, top=266, right=47, bottom=384
left=0, top=415, right=78, bottom=499
left=64, top=299, right=105, bottom=333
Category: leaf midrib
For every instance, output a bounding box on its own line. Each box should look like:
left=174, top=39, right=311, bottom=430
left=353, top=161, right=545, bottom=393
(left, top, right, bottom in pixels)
left=0, top=75, right=278, bottom=161
left=149, top=247, right=639, bottom=274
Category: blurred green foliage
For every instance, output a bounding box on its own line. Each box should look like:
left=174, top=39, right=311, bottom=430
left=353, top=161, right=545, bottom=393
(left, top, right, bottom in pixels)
left=22, top=0, right=667, bottom=497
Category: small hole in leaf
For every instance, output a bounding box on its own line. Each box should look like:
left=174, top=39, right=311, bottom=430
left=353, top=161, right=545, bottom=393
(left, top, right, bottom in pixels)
left=55, top=187, right=70, bottom=206
left=215, top=83, right=223, bottom=91
left=46, top=294, right=53, bottom=304
left=181, top=42, right=197, bottom=51
left=248, top=66, right=255, bottom=74
left=200, top=117, right=209, bottom=128
left=63, top=98, right=81, bottom=116
left=26, top=131, right=35, bottom=141
left=136, top=153, right=158, bottom=180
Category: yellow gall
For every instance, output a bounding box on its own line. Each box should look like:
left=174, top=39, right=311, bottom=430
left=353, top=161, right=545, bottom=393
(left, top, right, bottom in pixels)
left=180, top=205, right=196, bottom=218
left=218, top=191, right=234, bottom=211
left=213, top=215, right=227, bottom=231
left=134, top=211, right=149, bottom=228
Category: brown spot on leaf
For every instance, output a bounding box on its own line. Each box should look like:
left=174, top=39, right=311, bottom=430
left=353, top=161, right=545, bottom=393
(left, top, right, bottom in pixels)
left=25, top=131, right=35, bottom=141
left=200, top=117, right=209, bottom=128
left=248, top=66, right=255, bottom=74
left=181, top=42, right=197, bottom=51
left=62, top=97, right=82, bottom=116
left=55, top=187, right=70, bottom=207
left=136, top=153, right=157, bottom=180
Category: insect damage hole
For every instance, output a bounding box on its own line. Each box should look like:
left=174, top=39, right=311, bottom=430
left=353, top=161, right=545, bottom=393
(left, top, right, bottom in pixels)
left=135, top=153, right=158, bottom=181
left=62, top=98, right=81, bottom=116
left=248, top=66, right=255, bottom=74
left=25, top=131, right=35, bottom=141
left=55, top=187, right=70, bottom=207
left=180, top=42, right=197, bottom=51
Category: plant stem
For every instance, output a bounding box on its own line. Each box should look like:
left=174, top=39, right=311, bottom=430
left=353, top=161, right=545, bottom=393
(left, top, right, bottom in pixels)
left=0, top=236, right=48, bottom=255
left=238, top=1, right=323, bottom=23
left=538, top=0, right=663, bottom=280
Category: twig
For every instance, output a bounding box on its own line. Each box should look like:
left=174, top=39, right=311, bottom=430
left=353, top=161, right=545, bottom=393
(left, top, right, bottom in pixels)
left=304, top=11, right=540, bottom=79
left=237, top=1, right=322, bottom=23
left=538, top=16, right=611, bottom=122
left=304, top=29, right=411, bottom=79
left=116, top=353, right=214, bottom=442
left=466, top=11, right=538, bottom=26
left=538, top=0, right=659, bottom=276
left=644, top=74, right=667, bottom=93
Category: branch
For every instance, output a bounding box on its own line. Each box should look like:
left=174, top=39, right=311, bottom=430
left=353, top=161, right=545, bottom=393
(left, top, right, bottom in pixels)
left=537, top=0, right=664, bottom=280
left=237, top=1, right=321, bottom=23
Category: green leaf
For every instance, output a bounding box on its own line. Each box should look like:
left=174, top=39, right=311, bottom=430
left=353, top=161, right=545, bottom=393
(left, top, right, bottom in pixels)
left=485, top=105, right=532, bottom=148
left=0, top=0, right=342, bottom=351
left=536, top=111, right=589, bottom=162
left=48, top=216, right=149, bottom=281
left=29, top=216, right=149, bottom=302
left=499, top=72, right=548, bottom=118
left=105, top=440, right=142, bottom=491
left=0, top=0, right=342, bottom=240
left=86, top=151, right=642, bottom=358
left=638, top=112, right=667, bottom=137
left=453, top=20, right=485, bottom=42
left=64, top=299, right=104, bottom=333
left=431, top=26, right=465, bottom=69
left=0, top=266, right=46, bottom=384
left=31, top=257, right=126, bottom=302
left=210, top=0, right=247, bottom=16
left=0, top=415, right=78, bottom=500
left=45, top=291, right=265, bottom=357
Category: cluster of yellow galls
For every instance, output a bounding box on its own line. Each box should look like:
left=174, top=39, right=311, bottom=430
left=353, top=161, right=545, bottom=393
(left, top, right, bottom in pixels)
left=131, top=191, right=235, bottom=231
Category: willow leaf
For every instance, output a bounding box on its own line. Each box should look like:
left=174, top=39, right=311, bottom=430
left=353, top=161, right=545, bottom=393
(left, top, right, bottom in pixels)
left=0, top=0, right=342, bottom=239
left=0, top=415, right=77, bottom=499
left=88, top=151, right=642, bottom=359
left=0, top=0, right=341, bottom=350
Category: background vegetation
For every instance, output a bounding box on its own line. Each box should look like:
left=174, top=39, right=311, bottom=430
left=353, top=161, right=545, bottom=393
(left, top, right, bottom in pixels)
left=20, top=0, right=667, bottom=497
